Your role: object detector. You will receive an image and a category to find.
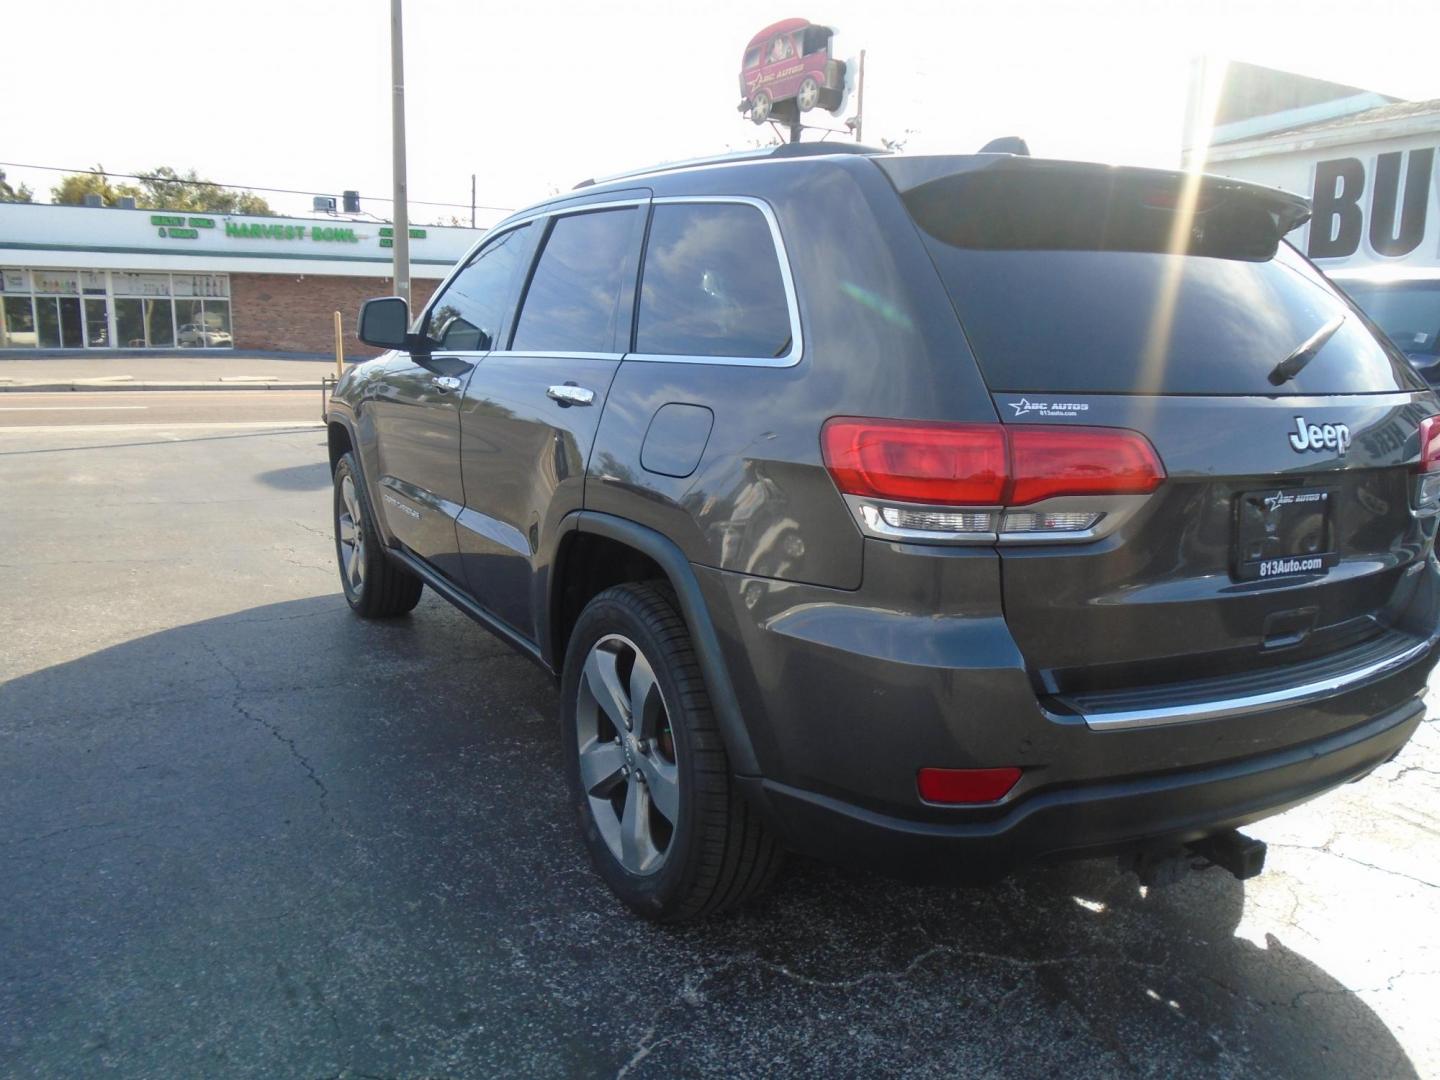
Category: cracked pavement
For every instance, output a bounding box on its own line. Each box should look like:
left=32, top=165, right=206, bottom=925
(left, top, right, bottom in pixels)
left=1, top=422, right=1438, bottom=1078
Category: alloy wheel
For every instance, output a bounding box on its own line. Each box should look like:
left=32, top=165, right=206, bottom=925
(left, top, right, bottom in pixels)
left=574, top=633, right=679, bottom=875
left=337, top=473, right=365, bottom=595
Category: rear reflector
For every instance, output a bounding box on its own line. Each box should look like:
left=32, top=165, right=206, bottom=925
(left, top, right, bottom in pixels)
left=822, top=418, right=1164, bottom=507
left=918, top=767, right=1022, bottom=804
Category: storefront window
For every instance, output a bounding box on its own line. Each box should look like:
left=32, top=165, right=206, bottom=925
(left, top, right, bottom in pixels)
left=1, top=295, right=37, bottom=348
left=1, top=268, right=229, bottom=348
left=114, top=298, right=146, bottom=348
left=143, top=298, right=174, bottom=347
left=84, top=298, right=109, bottom=347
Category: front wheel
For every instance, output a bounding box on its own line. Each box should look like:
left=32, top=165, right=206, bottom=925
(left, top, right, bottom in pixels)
left=332, top=452, right=423, bottom=618
left=561, top=583, right=782, bottom=921
left=750, top=90, right=772, bottom=125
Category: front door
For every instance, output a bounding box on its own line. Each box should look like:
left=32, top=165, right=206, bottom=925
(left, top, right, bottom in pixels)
left=369, top=224, right=537, bottom=583
left=458, top=198, right=648, bottom=637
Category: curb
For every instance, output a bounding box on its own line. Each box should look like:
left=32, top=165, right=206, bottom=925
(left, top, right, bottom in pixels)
left=0, top=381, right=321, bottom=393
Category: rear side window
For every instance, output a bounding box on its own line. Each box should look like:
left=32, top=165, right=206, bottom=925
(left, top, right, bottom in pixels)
left=636, top=202, right=792, bottom=359
left=510, top=208, right=637, bottom=353
left=426, top=224, right=530, bottom=351
left=906, top=166, right=1419, bottom=396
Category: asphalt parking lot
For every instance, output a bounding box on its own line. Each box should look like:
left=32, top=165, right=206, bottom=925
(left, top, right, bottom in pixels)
left=2, top=406, right=1439, bottom=1079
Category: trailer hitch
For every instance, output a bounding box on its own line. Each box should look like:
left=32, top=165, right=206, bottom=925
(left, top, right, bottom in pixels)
left=1121, top=829, right=1268, bottom=888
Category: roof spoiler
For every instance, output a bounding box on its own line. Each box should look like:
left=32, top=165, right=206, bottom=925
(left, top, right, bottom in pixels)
left=979, top=136, right=1030, bottom=155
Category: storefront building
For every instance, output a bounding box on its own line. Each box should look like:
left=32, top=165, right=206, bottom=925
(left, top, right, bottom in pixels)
left=1185, top=60, right=1440, bottom=274
left=0, top=202, right=483, bottom=355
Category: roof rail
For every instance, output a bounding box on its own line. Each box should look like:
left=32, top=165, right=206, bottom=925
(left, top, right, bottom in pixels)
left=574, top=142, right=887, bottom=189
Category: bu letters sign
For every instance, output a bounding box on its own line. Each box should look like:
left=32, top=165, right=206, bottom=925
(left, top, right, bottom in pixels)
left=1308, top=148, right=1438, bottom=260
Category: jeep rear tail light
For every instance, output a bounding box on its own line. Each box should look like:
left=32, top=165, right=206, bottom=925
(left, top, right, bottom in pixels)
left=822, top=418, right=1165, bottom=542
left=1418, top=416, right=1440, bottom=473
left=1414, top=416, right=1440, bottom=513
left=820, top=419, right=1007, bottom=505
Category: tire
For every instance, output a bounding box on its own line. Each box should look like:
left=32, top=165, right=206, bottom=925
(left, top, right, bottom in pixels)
left=797, top=76, right=820, bottom=113
left=332, top=451, right=423, bottom=618
left=750, top=90, right=772, bottom=125
left=561, top=583, right=782, bottom=921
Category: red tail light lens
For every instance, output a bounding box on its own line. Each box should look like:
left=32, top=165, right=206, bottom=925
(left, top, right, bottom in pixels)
left=1009, top=426, right=1166, bottom=505
left=1419, top=416, right=1440, bottom=472
left=822, top=419, right=1165, bottom=506
left=821, top=419, right=1007, bottom=505
left=917, top=766, right=1022, bottom=804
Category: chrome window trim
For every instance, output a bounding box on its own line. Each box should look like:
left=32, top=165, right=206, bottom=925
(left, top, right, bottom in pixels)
left=625, top=195, right=803, bottom=370
left=1069, top=636, right=1433, bottom=732
left=490, top=350, right=624, bottom=362
left=418, top=198, right=650, bottom=338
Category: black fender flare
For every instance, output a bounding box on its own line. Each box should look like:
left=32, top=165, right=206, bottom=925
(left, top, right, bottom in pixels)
left=566, top=511, right=761, bottom=777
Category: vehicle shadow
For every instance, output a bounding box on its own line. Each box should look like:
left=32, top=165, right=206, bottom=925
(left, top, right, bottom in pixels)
left=254, top=460, right=332, bottom=491
left=0, top=594, right=1417, bottom=1079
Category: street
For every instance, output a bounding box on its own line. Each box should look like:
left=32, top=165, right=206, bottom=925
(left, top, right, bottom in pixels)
left=1, top=399, right=1438, bottom=1079
left=0, top=389, right=321, bottom=429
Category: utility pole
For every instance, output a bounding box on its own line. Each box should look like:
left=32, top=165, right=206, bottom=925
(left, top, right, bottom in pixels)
left=471, top=173, right=476, bottom=228
left=854, top=50, right=866, bottom=143
left=389, top=0, right=410, bottom=307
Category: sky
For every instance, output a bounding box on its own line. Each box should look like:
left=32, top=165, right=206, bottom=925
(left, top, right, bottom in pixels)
left=4, top=0, right=1440, bottom=226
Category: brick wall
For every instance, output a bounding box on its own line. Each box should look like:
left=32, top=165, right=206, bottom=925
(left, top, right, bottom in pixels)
left=230, top=273, right=438, bottom=357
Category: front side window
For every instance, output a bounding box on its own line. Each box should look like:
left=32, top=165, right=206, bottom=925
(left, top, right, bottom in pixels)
left=426, top=224, right=531, bottom=352
left=636, top=203, right=792, bottom=359
left=510, top=209, right=637, bottom=353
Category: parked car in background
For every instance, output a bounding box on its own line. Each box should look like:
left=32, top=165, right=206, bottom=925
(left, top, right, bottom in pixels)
left=176, top=323, right=233, bottom=348
left=328, top=144, right=1440, bottom=922
left=1330, top=269, right=1440, bottom=384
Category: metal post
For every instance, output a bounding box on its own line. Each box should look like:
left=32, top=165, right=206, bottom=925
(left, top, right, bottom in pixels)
left=390, top=0, right=411, bottom=307
left=471, top=173, right=476, bottom=228
left=854, top=49, right=866, bottom=143
left=333, top=310, right=344, bottom=377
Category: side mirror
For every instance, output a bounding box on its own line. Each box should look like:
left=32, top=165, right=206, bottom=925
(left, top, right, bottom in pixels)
left=357, top=296, right=411, bottom=349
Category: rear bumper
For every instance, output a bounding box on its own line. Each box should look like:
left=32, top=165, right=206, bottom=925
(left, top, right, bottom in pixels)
left=691, top=541, right=1438, bottom=877
left=739, top=693, right=1424, bottom=878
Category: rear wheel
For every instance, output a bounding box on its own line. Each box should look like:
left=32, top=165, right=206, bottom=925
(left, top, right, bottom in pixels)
left=561, top=583, right=782, bottom=921
left=796, top=76, right=820, bottom=112
left=332, top=452, right=423, bottom=618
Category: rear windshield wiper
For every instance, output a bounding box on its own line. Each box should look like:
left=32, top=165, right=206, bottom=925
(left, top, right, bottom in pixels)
left=1269, top=315, right=1345, bottom=386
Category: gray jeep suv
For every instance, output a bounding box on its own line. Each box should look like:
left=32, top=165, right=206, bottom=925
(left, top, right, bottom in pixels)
left=327, top=144, right=1440, bottom=922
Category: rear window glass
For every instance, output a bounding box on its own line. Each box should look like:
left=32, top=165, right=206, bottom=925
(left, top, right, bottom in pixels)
left=906, top=167, right=1419, bottom=396
left=635, top=203, right=792, bottom=359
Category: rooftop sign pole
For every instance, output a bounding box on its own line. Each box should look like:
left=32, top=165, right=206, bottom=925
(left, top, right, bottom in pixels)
left=389, top=0, right=410, bottom=307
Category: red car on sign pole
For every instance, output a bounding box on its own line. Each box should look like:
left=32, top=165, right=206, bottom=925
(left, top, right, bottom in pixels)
left=738, top=19, right=847, bottom=125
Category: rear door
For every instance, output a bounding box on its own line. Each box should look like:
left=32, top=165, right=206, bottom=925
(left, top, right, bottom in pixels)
left=900, top=160, right=1437, bottom=694
left=457, top=195, right=648, bottom=637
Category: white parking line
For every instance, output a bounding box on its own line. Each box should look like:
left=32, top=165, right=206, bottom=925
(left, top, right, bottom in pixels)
left=0, top=420, right=324, bottom=433
left=0, top=405, right=149, bottom=412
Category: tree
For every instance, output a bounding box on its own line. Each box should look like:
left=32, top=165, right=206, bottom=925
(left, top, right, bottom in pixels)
left=50, top=164, right=272, bottom=215
left=131, top=166, right=272, bottom=215
left=0, top=169, right=33, bottom=203
left=50, top=164, right=145, bottom=207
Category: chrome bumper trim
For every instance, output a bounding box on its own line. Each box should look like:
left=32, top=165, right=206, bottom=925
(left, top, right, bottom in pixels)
left=1078, top=638, right=1433, bottom=732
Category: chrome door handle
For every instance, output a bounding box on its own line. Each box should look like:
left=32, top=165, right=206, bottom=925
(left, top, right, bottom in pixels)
left=432, top=375, right=463, bottom=392
left=546, top=383, right=595, bottom=407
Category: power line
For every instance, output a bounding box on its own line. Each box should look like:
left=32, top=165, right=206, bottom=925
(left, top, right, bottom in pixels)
left=0, top=161, right=515, bottom=213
